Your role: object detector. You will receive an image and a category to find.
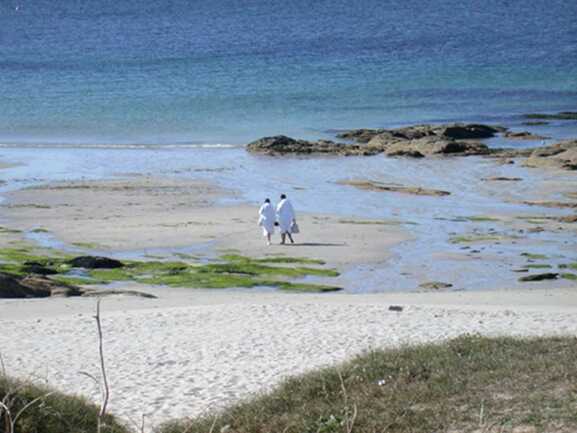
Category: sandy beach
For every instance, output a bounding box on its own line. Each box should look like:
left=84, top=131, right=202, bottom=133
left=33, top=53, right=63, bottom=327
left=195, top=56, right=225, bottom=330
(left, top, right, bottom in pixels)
left=2, top=289, right=577, bottom=427
left=0, top=151, right=576, bottom=428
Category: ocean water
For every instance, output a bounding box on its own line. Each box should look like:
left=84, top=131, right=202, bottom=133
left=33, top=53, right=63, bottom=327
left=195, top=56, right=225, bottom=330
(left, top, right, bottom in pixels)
left=1, top=0, right=577, bottom=145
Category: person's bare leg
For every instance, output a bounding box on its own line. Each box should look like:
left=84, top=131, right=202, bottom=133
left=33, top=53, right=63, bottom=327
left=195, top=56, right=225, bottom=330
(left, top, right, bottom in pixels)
left=266, top=233, right=271, bottom=246
left=281, top=233, right=286, bottom=245
left=287, top=233, right=294, bottom=244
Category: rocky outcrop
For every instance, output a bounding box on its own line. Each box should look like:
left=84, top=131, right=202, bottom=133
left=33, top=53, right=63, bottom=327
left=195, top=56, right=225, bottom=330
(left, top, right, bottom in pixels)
left=338, top=180, right=450, bottom=196
left=504, top=131, right=548, bottom=140
left=246, top=135, right=384, bottom=156
left=522, top=140, right=577, bottom=170
left=0, top=272, right=82, bottom=298
left=378, top=137, right=490, bottom=158
left=338, top=123, right=504, bottom=143
left=67, top=256, right=124, bottom=269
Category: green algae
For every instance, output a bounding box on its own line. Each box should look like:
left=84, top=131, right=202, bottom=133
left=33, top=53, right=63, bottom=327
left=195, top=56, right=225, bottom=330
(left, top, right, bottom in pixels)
left=526, top=264, right=553, bottom=269
left=464, top=216, right=500, bottom=222
left=450, top=234, right=502, bottom=244
left=0, top=247, right=341, bottom=292
left=222, top=254, right=326, bottom=265
left=521, top=253, right=548, bottom=260
left=559, top=263, right=577, bottom=270
left=561, top=273, right=577, bottom=281
left=30, top=228, right=49, bottom=233
left=0, top=226, right=22, bottom=234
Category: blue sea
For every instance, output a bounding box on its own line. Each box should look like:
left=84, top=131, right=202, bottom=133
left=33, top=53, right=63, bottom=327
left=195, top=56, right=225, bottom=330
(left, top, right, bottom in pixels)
left=1, top=0, right=577, bottom=145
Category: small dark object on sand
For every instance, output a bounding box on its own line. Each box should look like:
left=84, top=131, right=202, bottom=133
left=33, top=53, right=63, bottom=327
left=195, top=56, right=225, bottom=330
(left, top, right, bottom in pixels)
left=389, top=305, right=403, bottom=312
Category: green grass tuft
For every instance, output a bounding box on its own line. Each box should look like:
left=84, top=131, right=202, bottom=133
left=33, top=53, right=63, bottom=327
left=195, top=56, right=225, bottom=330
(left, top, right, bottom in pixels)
left=157, top=335, right=577, bottom=433
left=0, top=375, right=130, bottom=433
left=561, top=273, right=577, bottom=281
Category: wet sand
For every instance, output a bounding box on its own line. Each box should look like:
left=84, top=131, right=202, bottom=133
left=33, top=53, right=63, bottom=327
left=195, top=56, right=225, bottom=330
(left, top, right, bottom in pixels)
left=0, top=176, right=408, bottom=267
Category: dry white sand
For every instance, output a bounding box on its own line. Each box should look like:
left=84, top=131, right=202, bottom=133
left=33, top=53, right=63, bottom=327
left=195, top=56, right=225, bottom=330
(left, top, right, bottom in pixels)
left=1, top=289, right=577, bottom=427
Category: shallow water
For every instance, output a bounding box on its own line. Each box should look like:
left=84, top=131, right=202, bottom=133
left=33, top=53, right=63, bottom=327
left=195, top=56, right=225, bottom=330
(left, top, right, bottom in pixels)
left=1, top=145, right=575, bottom=292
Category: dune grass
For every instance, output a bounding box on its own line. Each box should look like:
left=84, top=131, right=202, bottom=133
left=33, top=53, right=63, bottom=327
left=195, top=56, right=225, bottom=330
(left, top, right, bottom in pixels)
left=157, top=335, right=577, bottom=433
left=0, top=375, right=129, bottom=433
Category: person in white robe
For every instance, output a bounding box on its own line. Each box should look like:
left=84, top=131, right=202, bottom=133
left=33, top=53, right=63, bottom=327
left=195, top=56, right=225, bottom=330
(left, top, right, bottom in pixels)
left=276, top=193, right=295, bottom=244
left=258, top=198, right=275, bottom=245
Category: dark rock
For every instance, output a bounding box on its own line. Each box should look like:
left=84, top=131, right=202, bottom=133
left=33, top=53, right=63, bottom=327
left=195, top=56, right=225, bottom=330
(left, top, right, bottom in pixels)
left=482, top=176, right=522, bottom=181
left=336, top=129, right=387, bottom=143
left=419, top=281, right=453, bottom=290
left=245, top=135, right=383, bottom=156
left=380, top=137, right=490, bottom=157
left=389, top=305, right=403, bottom=312
left=21, top=261, right=58, bottom=275
left=518, top=273, right=559, bottom=282
left=68, top=256, right=124, bottom=269
left=0, top=272, right=82, bottom=298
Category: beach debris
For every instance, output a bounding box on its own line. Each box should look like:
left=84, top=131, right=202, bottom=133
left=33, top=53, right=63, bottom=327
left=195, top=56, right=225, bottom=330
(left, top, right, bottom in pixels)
left=338, top=179, right=450, bottom=197
left=388, top=305, right=404, bottom=312
left=419, top=281, right=453, bottom=290
left=518, top=273, right=559, bottom=282
left=67, top=256, right=124, bottom=269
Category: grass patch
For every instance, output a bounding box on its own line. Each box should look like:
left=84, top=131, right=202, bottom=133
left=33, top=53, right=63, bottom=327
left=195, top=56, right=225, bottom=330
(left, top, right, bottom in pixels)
left=0, top=375, right=130, bottom=433
left=521, top=252, right=548, bottom=260
left=559, top=263, right=577, bottom=270
left=561, top=273, right=577, bottom=281
left=158, top=335, right=577, bottom=433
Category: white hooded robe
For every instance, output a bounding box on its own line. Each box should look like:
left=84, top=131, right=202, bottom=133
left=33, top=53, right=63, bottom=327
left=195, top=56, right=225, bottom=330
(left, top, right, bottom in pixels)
left=258, top=202, right=276, bottom=236
left=276, top=198, right=295, bottom=233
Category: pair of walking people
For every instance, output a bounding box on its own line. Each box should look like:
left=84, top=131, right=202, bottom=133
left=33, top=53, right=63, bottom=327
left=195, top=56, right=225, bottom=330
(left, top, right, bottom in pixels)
left=258, top=194, right=297, bottom=246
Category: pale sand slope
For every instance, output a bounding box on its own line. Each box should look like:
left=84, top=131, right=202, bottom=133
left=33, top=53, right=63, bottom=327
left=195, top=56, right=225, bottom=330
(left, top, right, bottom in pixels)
left=1, top=177, right=408, bottom=266
left=1, top=289, right=577, bottom=427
